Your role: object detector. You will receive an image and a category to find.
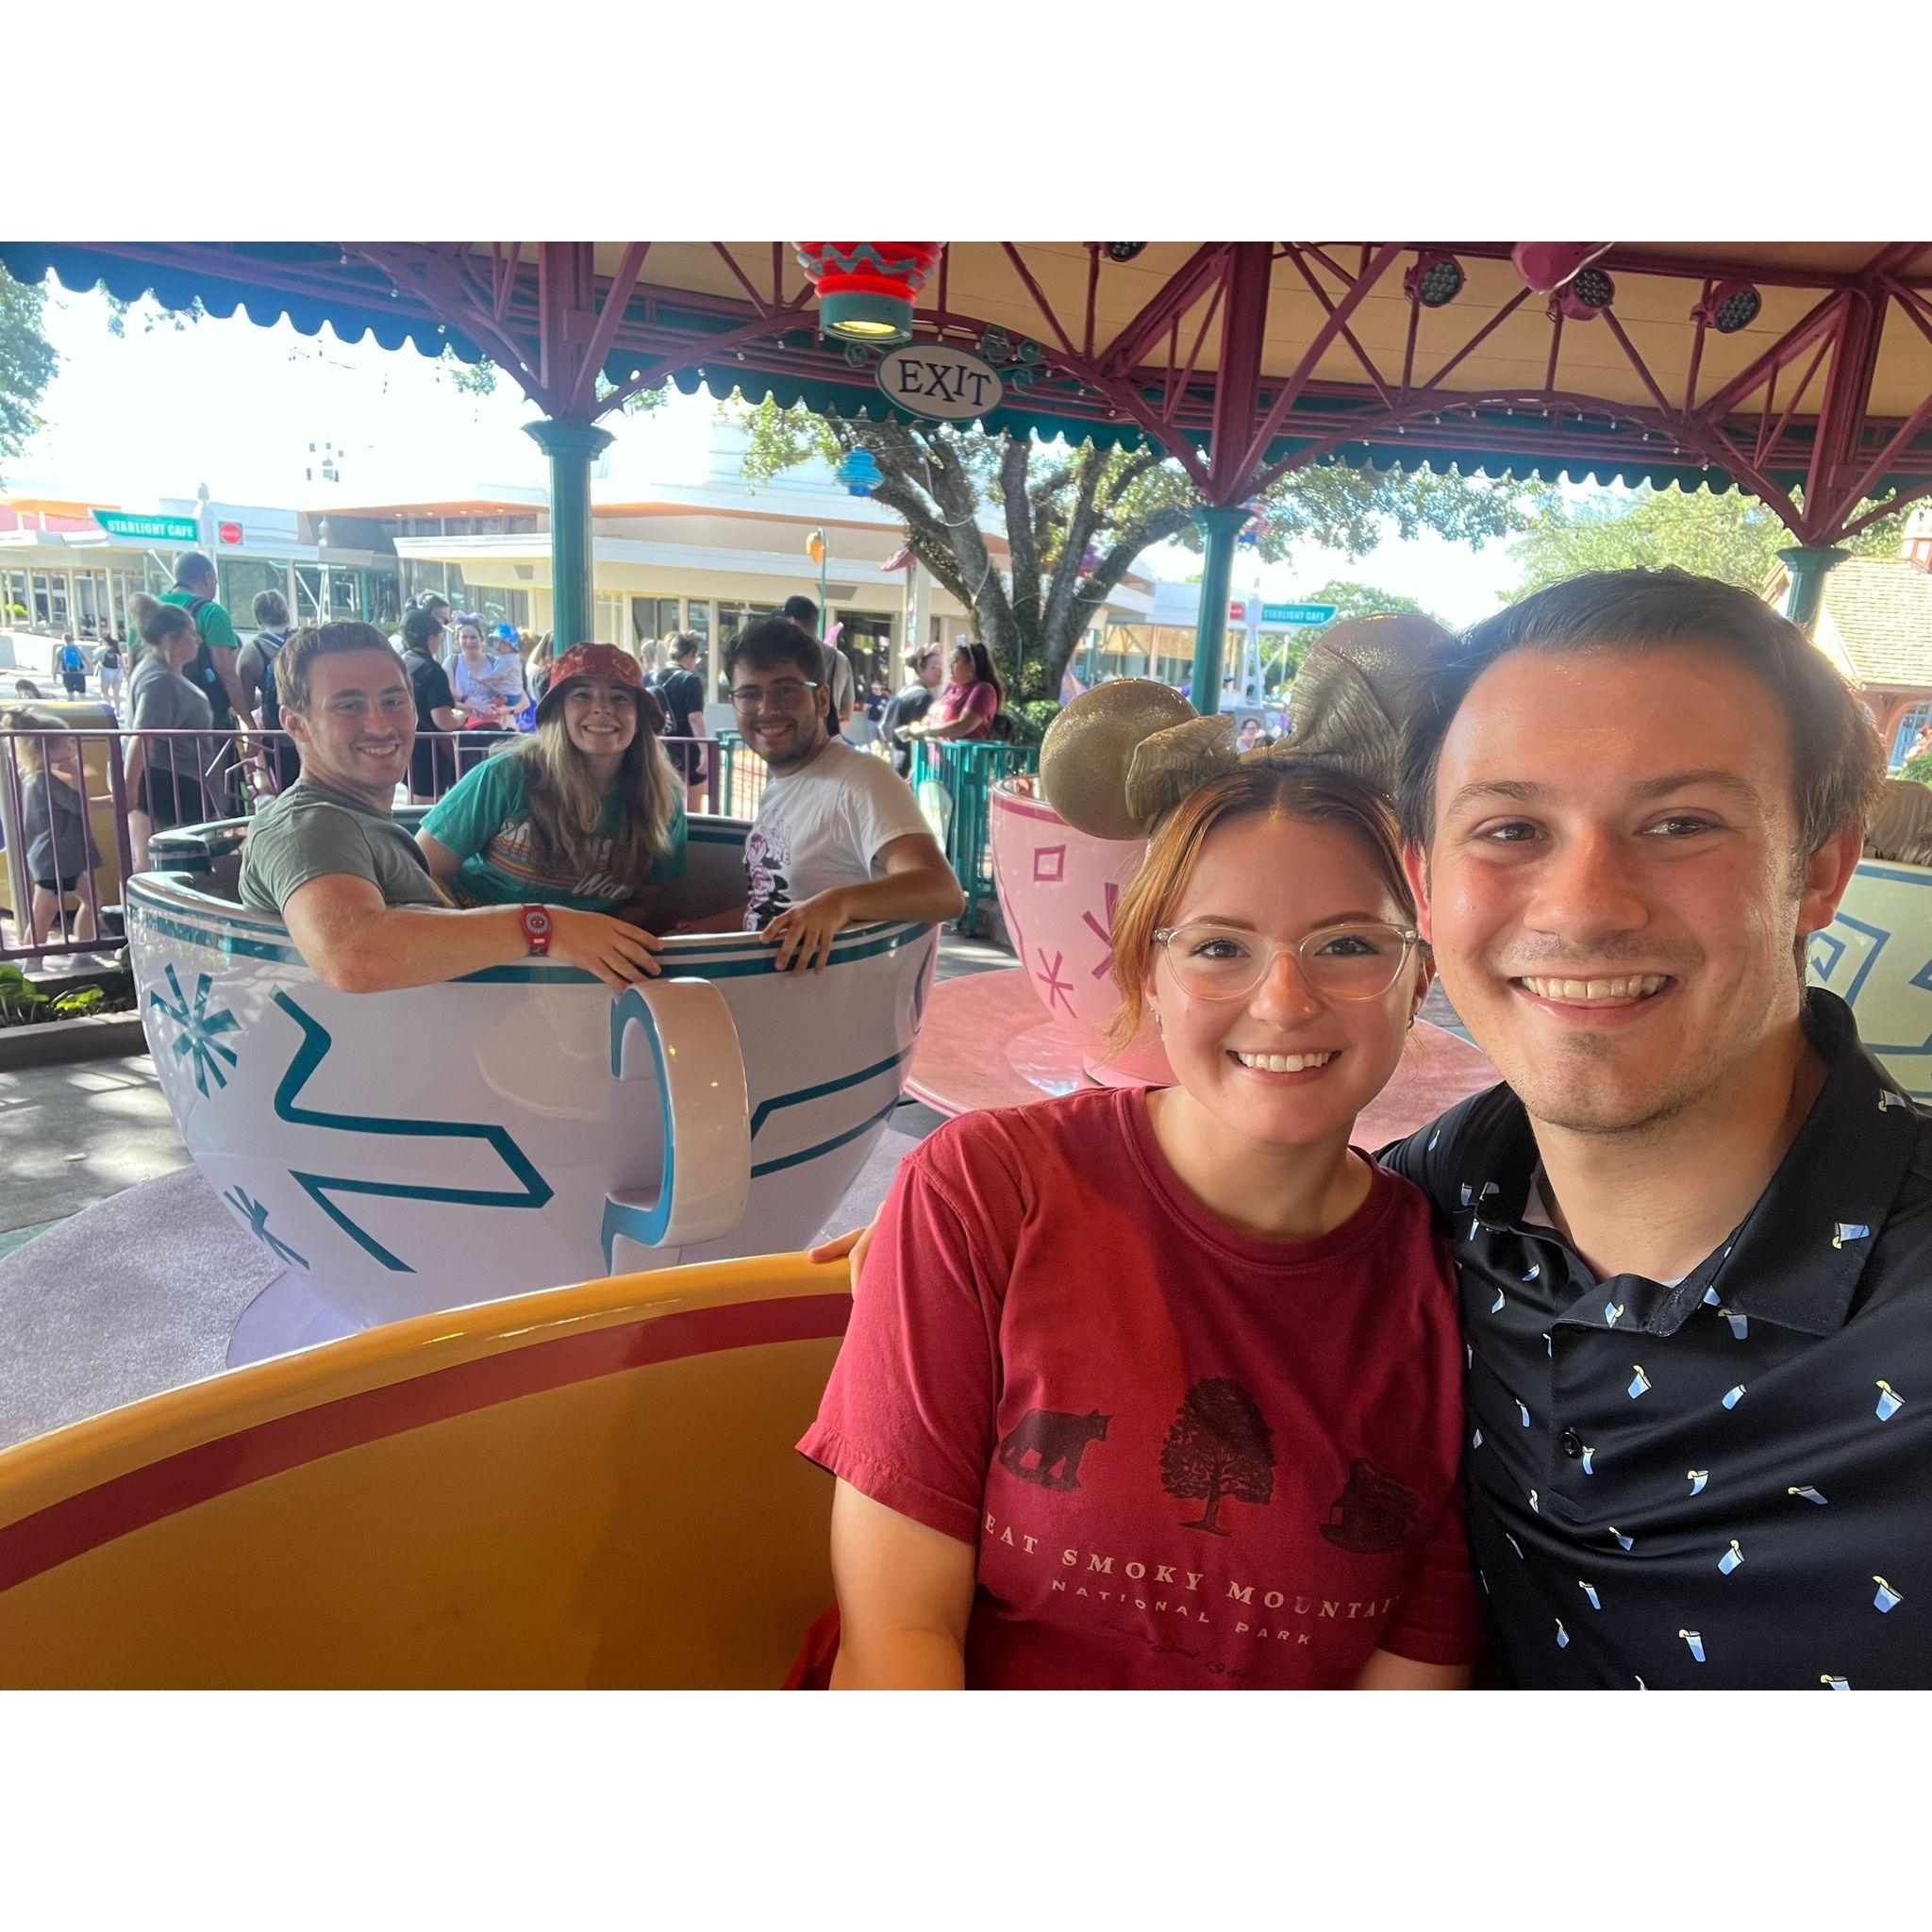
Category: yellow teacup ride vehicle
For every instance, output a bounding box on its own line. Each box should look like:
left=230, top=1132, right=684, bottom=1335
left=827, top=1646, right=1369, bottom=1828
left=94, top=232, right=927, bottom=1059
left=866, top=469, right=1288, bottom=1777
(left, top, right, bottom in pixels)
left=0, top=1254, right=846, bottom=1689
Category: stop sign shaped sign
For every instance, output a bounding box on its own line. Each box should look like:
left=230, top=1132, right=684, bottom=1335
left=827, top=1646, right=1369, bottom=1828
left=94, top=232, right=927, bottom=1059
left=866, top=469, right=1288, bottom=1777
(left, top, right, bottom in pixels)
left=219, top=521, right=242, bottom=545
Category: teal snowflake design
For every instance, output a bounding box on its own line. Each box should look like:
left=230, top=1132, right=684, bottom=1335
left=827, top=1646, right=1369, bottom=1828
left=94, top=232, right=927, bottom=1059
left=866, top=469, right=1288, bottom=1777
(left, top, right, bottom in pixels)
left=221, top=1186, right=309, bottom=1270
left=148, top=963, right=241, bottom=1096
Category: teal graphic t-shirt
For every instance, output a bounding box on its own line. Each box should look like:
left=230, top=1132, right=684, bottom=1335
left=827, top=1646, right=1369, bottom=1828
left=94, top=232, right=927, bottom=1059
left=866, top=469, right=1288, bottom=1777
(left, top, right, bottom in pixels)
left=420, top=751, right=687, bottom=910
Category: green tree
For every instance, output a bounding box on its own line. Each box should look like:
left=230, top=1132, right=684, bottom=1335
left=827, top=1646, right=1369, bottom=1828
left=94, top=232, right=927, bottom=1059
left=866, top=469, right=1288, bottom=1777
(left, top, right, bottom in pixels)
left=731, top=397, right=1532, bottom=689
left=1305, top=578, right=1446, bottom=627
left=1506, top=483, right=1919, bottom=600
left=0, top=266, right=59, bottom=485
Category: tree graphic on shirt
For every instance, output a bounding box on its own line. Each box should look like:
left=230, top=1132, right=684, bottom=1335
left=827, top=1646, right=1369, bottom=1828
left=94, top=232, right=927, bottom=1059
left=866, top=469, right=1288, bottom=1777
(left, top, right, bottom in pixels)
left=1160, top=1378, right=1276, bottom=1536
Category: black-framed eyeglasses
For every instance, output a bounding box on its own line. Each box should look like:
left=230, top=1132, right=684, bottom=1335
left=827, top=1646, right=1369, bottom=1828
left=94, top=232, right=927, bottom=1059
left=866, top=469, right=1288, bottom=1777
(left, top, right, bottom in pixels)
left=1153, top=919, right=1424, bottom=1002
left=728, top=678, right=821, bottom=712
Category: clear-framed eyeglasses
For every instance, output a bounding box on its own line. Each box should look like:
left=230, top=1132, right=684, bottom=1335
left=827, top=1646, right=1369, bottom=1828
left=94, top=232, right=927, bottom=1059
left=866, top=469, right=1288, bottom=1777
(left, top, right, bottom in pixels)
left=729, top=677, right=821, bottom=712
left=1153, top=919, right=1424, bottom=1003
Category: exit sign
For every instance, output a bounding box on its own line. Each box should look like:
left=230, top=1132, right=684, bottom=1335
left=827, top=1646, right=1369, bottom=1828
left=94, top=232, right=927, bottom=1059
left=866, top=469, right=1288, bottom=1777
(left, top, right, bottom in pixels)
left=1260, top=602, right=1338, bottom=626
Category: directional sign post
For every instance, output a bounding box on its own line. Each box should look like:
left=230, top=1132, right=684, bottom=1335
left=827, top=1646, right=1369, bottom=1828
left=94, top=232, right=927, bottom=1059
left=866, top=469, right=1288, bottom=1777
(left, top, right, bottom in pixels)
left=1258, top=602, right=1338, bottom=626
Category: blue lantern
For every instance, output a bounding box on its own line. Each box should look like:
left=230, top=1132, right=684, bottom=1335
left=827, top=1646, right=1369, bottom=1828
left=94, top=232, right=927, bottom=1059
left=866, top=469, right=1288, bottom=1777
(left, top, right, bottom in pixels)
left=839, top=448, right=883, bottom=497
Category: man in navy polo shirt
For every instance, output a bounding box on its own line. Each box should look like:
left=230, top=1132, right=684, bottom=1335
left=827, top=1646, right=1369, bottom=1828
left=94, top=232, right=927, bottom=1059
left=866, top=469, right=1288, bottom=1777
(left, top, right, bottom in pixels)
left=1382, top=569, right=1927, bottom=1689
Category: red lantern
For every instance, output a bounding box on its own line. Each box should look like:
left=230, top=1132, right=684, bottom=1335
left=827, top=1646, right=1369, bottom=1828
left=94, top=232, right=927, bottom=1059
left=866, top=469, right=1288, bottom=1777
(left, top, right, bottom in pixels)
left=792, top=242, right=944, bottom=345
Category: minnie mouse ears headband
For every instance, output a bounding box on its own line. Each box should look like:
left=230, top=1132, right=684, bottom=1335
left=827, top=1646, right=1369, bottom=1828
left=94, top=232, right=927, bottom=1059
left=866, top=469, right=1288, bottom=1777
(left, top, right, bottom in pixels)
left=1038, top=611, right=1455, bottom=841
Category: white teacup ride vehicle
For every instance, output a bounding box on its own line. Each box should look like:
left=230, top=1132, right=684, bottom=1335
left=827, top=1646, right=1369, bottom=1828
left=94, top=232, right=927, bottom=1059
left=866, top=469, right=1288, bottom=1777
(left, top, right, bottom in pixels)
left=128, top=811, right=937, bottom=1365
left=1807, top=780, right=1932, bottom=1101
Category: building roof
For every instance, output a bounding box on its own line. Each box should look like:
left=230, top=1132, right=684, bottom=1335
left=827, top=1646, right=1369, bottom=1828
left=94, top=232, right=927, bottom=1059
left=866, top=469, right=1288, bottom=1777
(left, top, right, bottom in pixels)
left=1812, top=557, right=1932, bottom=692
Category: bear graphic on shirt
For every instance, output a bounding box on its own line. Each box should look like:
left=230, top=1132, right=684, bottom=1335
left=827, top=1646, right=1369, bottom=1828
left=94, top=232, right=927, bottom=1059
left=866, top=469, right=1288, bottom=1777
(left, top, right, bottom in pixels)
left=997, top=1407, right=1111, bottom=1490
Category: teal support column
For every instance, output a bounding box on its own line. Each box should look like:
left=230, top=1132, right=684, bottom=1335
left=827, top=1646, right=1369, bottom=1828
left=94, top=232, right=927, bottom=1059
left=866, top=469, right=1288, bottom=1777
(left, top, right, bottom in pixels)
left=1777, top=545, right=1850, bottom=633
left=1189, top=506, right=1250, bottom=715
left=525, top=417, right=614, bottom=648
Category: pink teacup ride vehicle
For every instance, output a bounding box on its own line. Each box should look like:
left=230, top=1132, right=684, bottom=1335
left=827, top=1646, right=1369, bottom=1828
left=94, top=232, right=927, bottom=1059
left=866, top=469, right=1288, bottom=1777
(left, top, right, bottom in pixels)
left=907, top=620, right=1498, bottom=1145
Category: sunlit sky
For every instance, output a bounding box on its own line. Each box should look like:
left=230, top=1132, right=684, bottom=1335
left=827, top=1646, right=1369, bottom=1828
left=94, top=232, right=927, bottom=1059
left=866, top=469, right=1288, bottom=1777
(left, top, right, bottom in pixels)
left=14, top=282, right=1540, bottom=625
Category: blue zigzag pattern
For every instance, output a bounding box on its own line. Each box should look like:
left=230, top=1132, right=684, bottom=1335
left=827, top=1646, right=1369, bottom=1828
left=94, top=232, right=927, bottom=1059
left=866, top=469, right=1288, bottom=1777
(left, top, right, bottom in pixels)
left=270, top=990, right=553, bottom=1272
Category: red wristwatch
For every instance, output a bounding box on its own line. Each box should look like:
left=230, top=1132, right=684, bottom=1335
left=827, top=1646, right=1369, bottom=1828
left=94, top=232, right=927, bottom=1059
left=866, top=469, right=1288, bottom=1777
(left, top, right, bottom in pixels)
left=520, top=905, right=553, bottom=957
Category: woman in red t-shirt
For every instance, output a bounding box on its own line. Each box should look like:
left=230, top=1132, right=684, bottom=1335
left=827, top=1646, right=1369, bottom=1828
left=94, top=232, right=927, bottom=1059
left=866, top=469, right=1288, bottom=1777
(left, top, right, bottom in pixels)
left=903, top=641, right=1003, bottom=744
left=800, top=758, right=1481, bottom=1689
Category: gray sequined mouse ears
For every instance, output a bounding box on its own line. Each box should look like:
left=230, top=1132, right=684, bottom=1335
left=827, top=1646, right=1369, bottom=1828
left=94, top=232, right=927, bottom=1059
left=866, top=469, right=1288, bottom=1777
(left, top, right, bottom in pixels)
left=1040, top=612, right=1456, bottom=840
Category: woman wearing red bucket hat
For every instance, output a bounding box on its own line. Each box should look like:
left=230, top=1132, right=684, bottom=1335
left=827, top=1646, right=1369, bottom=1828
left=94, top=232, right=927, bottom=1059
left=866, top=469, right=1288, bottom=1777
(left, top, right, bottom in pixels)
left=416, top=641, right=686, bottom=921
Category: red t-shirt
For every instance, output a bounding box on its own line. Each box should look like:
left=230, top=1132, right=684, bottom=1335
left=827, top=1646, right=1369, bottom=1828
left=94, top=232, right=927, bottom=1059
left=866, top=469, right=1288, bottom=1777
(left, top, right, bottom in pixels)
left=799, top=1086, right=1480, bottom=1689
left=937, top=679, right=997, bottom=739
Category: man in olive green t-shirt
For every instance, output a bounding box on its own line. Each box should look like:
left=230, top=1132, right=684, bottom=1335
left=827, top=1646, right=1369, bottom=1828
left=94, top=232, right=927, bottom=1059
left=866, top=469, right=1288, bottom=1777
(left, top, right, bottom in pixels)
left=158, top=552, right=251, bottom=727
left=237, top=624, right=665, bottom=994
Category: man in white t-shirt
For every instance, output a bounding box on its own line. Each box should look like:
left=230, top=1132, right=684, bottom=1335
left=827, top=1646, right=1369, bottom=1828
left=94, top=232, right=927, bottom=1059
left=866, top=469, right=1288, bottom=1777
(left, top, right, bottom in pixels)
left=688, top=617, right=962, bottom=972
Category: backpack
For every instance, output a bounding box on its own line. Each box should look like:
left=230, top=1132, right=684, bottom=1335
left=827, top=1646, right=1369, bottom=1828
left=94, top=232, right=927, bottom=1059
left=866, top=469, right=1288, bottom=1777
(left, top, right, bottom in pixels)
left=253, top=631, right=290, bottom=733
left=182, top=592, right=233, bottom=722
left=989, top=708, right=1020, bottom=743
left=59, top=642, right=83, bottom=672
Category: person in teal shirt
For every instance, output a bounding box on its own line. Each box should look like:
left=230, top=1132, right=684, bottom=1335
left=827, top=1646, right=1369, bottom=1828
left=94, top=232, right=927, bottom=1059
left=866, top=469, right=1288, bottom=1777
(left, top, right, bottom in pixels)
left=416, top=641, right=686, bottom=918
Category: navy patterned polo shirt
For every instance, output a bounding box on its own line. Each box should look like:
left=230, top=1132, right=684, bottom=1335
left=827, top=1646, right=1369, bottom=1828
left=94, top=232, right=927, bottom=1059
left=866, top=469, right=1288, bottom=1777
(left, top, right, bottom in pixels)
left=1380, top=990, right=1928, bottom=1690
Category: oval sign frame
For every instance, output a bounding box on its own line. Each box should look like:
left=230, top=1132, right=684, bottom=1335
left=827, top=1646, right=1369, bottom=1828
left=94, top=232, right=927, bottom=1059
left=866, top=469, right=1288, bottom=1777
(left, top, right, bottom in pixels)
left=874, top=343, right=1005, bottom=424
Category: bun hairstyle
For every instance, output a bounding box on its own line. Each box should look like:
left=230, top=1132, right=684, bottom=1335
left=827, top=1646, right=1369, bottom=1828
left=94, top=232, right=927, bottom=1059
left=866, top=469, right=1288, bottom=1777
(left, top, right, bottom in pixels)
left=130, top=592, right=197, bottom=658
left=1039, top=611, right=1454, bottom=841
left=1864, top=777, right=1932, bottom=867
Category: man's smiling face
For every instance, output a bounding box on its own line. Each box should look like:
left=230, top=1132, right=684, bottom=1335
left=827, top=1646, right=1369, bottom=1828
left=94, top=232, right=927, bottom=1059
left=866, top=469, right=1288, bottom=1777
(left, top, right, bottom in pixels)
left=1409, top=642, right=1859, bottom=1139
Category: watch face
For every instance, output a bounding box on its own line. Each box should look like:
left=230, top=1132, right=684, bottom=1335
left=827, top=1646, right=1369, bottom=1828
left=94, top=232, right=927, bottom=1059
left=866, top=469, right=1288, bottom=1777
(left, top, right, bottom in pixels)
left=526, top=909, right=551, bottom=935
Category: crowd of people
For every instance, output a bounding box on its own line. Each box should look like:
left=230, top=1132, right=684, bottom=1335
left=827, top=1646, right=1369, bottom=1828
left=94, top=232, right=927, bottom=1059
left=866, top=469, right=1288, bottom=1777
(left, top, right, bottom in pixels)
left=4, top=550, right=1029, bottom=963
left=231, top=605, right=964, bottom=991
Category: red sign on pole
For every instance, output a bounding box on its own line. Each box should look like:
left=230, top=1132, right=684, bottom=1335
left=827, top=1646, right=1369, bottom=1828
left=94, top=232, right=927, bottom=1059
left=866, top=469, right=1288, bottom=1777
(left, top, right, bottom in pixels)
left=219, top=521, right=242, bottom=545
left=1228, top=602, right=1245, bottom=622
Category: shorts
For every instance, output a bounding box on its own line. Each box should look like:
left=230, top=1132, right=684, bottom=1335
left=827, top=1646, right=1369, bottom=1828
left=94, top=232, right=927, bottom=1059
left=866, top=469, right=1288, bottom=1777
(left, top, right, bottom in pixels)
left=33, top=874, right=92, bottom=897
left=667, top=738, right=708, bottom=785
left=61, top=672, right=85, bottom=695
left=136, top=767, right=206, bottom=831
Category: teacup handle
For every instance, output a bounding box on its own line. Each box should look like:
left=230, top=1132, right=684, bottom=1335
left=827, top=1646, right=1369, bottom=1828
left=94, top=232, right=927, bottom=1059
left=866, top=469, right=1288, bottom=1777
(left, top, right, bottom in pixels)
left=601, top=977, right=750, bottom=1264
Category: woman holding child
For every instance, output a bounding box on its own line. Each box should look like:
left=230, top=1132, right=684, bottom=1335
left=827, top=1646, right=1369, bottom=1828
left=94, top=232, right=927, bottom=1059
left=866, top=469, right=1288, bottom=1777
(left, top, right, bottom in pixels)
left=799, top=624, right=1481, bottom=1690
left=415, top=641, right=686, bottom=919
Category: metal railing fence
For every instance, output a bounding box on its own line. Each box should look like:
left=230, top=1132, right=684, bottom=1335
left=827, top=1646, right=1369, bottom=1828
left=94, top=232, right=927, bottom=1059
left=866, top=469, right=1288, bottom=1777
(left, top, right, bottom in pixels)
left=911, top=738, right=1040, bottom=931
left=0, top=726, right=725, bottom=965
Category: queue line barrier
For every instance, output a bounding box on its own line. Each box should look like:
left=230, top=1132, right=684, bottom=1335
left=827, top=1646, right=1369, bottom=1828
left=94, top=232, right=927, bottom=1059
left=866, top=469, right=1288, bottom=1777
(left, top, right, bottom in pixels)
left=911, top=738, right=1041, bottom=932
left=0, top=725, right=724, bottom=966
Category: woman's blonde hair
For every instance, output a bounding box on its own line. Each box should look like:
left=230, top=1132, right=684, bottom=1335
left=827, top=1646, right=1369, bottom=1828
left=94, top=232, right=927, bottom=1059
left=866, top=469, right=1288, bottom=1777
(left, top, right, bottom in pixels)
left=1106, top=761, right=1420, bottom=1053
left=2, top=708, right=54, bottom=770
left=493, top=698, right=679, bottom=885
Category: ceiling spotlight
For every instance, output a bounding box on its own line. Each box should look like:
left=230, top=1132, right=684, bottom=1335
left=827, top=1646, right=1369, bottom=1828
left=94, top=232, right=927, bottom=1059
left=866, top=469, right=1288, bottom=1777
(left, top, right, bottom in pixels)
left=1511, top=242, right=1612, bottom=294
left=1693, top=279, right=1763, bottom=334
left=1552, top=268, right=1616, bottom=321
left=1104, top=243, right=1148, bottom=263
left=1405, top=251, right=1465, bottom=308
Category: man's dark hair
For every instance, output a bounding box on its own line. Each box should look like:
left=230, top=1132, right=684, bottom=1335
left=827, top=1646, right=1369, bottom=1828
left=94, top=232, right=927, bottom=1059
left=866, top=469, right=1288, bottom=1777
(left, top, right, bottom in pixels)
left=725, top=616, right=822, bottom=686
left=780, top=594, right=819, bottom=630
left=1395, top=568, right=1885, bottom=859
left=669, top=629, right=702, bottom=662
left=400, top=607, right=444, bottom=654
left=175, top=550, right=217, bottom=589
left=417, top=589, right=452, bottom=614
left=276, top=623, right=405, bottom=716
